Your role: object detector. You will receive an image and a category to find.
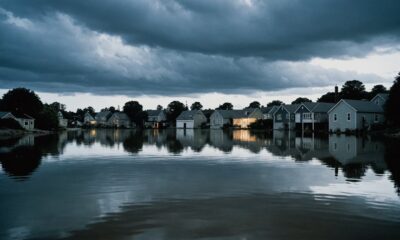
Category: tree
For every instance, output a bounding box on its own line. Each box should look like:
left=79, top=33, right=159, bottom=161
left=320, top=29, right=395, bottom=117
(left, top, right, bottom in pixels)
left=156, top=105, right=163, bottom=111
left=317, top=92, right=337, bottom=103
left=266, top=100, right=283, bottom=107
left=217, top=102, right=233, bottom=110
left=190, top=101, right=203, bottom=110
left=385, top=73, right=400, bottom=127
left=291, top=97, right=312, bottom=104
left=248, top=101, right=261, bottom=109
left=370, top=84, right=388, bottom=99
left=340, top=80, right=367, bottom=100
left=100, top=106, right=116, bottom=113
left=166, top=101, right=187, bottom=123
left=35, top=104, right=59, bottom=130
left=123, top=101, right=147, bottom=127
left=0, top=88, right=43, bottom=118
left=49, top=102, right=66, bottom=112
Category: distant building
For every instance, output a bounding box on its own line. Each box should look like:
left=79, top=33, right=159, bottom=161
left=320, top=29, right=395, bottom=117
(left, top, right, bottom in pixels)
left=294, top=102, right=335, bottom=131
left=328, top=99, right=384, bottom=132
left=145, top=110, right=167, bottom=128
left=95, top=111, right=113, bottom=126
left=13, top=113, right=35, bottom=130
left=107, top=112, right=132, bottom=128
left=0, top=111, right=16, bottom=120
left=83, top=112, right=96, bottom=125
left=210, top=109, right=263, bottom=129
left=273, top=104, right=300, bottom=130
left=176, top=110, right=207, bottom=129
left=370, top=93, right=389, bottom=108
left=58, top=111, right=68, bottom=128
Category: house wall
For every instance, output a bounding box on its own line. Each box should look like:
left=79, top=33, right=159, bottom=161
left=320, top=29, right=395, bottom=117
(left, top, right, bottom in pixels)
left=17, top=118, right=34, bottom=130
left=232, top=118, right=257, bottom=129
left=249, top=109, right=263, bottom=119
left=328, top=102, right=357, bottom=131
left=274, top=107, right=295, bottom=130
left=177, top=120, right=194, bottom=129
left=356, top=112, right=384, bottom=129
left=295, top=105, right=311, bottom=123
left=210, top=112, right=229, bottom=129
left=107, top=115, right=131, bottom=128
left=371, top=96, right=386, bottom=108
left=314, top=113, right=329, bottom=123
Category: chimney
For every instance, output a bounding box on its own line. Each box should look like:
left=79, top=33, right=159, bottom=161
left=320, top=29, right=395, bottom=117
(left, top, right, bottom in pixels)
left=334, top=85, right=339, bottom=102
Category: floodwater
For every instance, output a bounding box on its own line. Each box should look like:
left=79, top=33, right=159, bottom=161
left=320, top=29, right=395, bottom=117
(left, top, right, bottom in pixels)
left=0, top=129, right=400, bottom=240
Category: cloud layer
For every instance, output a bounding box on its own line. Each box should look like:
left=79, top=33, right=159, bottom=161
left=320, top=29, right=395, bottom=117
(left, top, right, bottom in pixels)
left=0, top=0, right=399, bottom=95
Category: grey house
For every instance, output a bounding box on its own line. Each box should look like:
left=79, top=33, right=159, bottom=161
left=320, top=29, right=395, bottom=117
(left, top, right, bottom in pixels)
left=145, top=110, right=167, bottom=128
left=14, top=113, right=35, bottom=130
left=176, top=110, right=207, bottom=129
left=95, top=111, right=113, bottom=126
left=273, top=104, right=300, bottom=130
left=370, top=93, right=389, bottom=108
left=84, top=112, right=96, bottom=125
left=210, top=109, right=263, bottom=129
left=261, top=106, right=279, bottom=120
left=107, top=112, right=132, bottom=128
left=294, top=102, right=335, bottom=131
left=328, top=99, right=384, bottom=132
left=0, top=111, right=15, bottom=120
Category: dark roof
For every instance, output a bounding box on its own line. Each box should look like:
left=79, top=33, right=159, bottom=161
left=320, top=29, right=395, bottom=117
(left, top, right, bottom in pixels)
left=0, top=111, right=13, bottom=119
left=311, top=103, right=335, bottom=113
left=110, top=112, right=130, bottom=120
left=331, top=99, right=384, bottom=113
left=177, top=110, right=204, bottom=120
left=95, top=111, right=112, bottom=119
left=374, top=93, right=389, bottom=101
left=282, top=104, right=301, bottom=113
left=146, top=110, right=164, bottom=117
left=13, top=112, right=34, bottom=119
left=261, top=106, right=278, bottom=114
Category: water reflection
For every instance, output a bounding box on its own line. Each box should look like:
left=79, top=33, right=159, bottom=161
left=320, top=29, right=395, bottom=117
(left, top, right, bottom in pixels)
left=1, top=129, right=400, bottom=239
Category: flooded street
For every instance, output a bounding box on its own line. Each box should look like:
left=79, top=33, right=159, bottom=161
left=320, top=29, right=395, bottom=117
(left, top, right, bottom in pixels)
left=1, top=129, right=400, bottom=240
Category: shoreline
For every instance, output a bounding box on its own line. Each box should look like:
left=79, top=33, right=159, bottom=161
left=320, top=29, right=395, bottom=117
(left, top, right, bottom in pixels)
left=0, top=128, right=55, bottom=140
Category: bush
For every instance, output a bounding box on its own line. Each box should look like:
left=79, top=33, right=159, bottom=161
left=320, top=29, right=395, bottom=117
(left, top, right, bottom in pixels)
left=0, top=118, right=23, bottom=130
left=249, top=119, right=272, bottom=129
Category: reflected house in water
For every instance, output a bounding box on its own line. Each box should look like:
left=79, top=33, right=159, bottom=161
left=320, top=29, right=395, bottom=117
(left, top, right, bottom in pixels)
left=58, top=111, right=68, bottom=128
left=210, top=109, right=263, bottom=129
left=209, top=130, right=234, bottom=152
left=176, top=129, right=208, bottom=152
left=294, top=136, right=331, bottom=161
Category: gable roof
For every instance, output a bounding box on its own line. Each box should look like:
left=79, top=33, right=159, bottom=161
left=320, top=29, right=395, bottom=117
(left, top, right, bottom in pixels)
left=371, top=93, right=389, bottom=101
left=110, top=112, right=130, bottom=121
left=328, top=99, right=384, bottom=113
left=146, top=110, right=164, bottom=117
left=311, top=103, right=335, bottom=113
left=282, top=104, right=301, bottom=114
left=177, top=110, right=205, bottom=120
left=0, top=111, right=14, bottom=119
left=261, top=106, right=279, bottom=114
left=95, top=111, right=112, bottom=120
left=13, top=113, right=34, bottom=119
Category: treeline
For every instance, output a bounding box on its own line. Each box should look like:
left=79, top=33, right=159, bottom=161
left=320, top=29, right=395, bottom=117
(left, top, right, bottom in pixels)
left=1, top=73, right=400, bottom=130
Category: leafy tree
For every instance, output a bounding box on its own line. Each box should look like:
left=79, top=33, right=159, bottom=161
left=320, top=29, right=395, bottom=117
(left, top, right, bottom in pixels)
left=369, top=84, right=388, bottom=99
left=123, top=101, right=147, bottom=127
left=248, top=101, right=261, bottom=109
left=385, top=73, right=400, bottom=127
left=35, top=104, right=59, bottom=130
left=156, top=105, right=163, bottom=111
left=166, top=101, right=187, bottom=123
left=340, top=80, right=367, bottom=100
left=266, top=100, right=283, bottom=107
left=190, top=101, right=203, bottom=110
left=49, top=102, right=66, bottom=112
left=0, top=88, right=43, bottom=118
left=217, top=102, right=233, bottom=110
left=317, top=92, right=337, bottom=103
left=100, top=106, right=116, bottom=113
left=291, top=97, right=312, bottom=104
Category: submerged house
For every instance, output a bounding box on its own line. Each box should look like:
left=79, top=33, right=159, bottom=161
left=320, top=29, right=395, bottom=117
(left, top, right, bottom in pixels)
left=84, top=112, right=96, bottom=125
left=107, top=112, right=131, bottom=128
left=273, top=104, right=300, bottom=130
left=176, top=110, right=207, bottom=129
left=370, top=93, right=389, bottom=108
left=210, top=109, right=263, bottom=129
left=95, top=111, right=113, bottom=126
left=145, top=110, right=167, bottom=128
left=328, top=99, right=384, bottom=132
left=294, top=102, right=335, bottom=131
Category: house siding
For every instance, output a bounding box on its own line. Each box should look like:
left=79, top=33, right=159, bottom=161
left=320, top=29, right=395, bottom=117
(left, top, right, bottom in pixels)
left=273, top=107, right=295, bottom=130
left=328, top=103, right=357, bottom=131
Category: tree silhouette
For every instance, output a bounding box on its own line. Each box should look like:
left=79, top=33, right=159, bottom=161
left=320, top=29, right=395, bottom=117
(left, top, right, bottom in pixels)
left=317, top=92, right=337, bottom=103
left=266, top=100, right=283, bottom=107
left=217, top=102, right=233, bottom=110
left=0, top=88, right=43, bottom=118
left=190, top=101, right=203, bottom=110
left=248, top=101, right=261, bottom=109
left=123, top=101, right=147, bottom=127
left=291, top=97, right=312, bottom=104
left=166, top=101, right=187, bottom=123
left=385, top=72, right=400, bottom=127
left=340, top=80, right=367, bottom=100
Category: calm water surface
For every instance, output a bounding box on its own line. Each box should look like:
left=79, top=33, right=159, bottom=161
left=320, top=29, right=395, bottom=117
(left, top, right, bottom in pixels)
left=1, top=129, right=400, bottom=240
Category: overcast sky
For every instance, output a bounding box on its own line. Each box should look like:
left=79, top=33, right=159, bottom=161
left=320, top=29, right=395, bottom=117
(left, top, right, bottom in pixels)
left=0, top=0, right=399, bottom=111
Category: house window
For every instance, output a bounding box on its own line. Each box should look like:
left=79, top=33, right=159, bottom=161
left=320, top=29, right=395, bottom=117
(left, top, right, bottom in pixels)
left=347, top=113, right=351, bottom=121
left=333, top=114, right=337, bottom=121
left=277, top=114, right=282, bottom=120
left=375, top=114, right=379, bottom=122
left=25, top=121, right=28, bottom=126
left=303, top=113, right=312, bottom=120
left=286, top=114, right=290, bottom=120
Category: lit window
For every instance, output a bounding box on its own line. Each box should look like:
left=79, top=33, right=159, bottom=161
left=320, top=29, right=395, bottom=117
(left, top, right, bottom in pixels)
left=347, top=113, right=351, bottom=121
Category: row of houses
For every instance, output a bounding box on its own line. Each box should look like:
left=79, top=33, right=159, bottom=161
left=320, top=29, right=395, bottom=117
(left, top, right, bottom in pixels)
left=83, top=111, right=132, bottom=128
left=0, top=112, right=35, bottom=130
left=173, top=93, right=388, bottom=132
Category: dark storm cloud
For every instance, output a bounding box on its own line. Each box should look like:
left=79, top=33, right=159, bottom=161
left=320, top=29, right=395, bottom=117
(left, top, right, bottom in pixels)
left=0, top=0, right=399, bottom=95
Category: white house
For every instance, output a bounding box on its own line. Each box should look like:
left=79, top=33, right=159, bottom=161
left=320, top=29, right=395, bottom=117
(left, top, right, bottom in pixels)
left=14, top=113, right=35, bottom=130
left=210, top=109, right=263, bottom=129
left=328, top=99, right=384, bottom=132
left=176, top=110, right=207, bottom=129
left=58, top=111, right=68, bottom=128
left=145, top=110, right=167, bottom=128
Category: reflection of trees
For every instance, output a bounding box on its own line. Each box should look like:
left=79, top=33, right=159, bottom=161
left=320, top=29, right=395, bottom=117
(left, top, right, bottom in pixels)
left=165, top=131, right=184, bottom=154
left=123, top=131, right=144, bottom=154
left=384, top=138, right=400, bottom=195
left=0, top=146, right=41, bottom=180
